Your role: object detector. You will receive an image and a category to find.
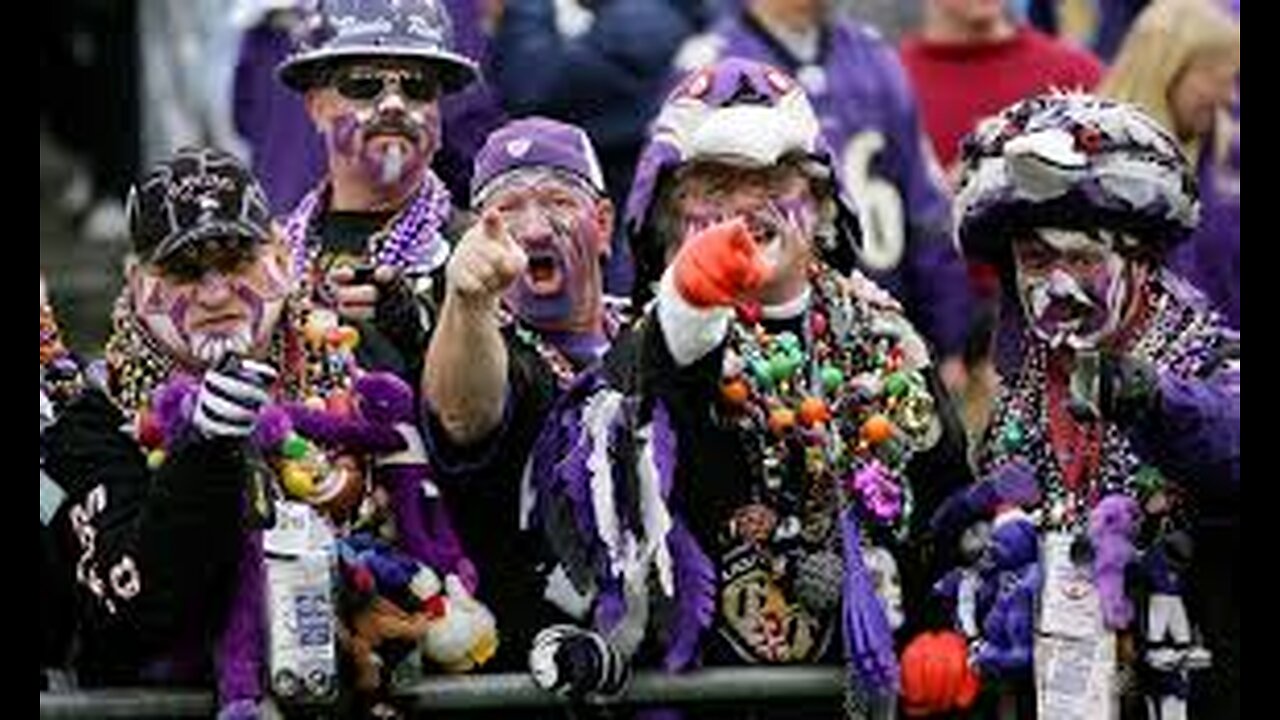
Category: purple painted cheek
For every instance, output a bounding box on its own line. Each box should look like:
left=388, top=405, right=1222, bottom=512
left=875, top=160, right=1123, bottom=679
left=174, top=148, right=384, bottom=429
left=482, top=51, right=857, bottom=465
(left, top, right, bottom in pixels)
left=234, top=284, right=266, bottom=335
left=168, top=295, right=192, bottom=344
left=330, top=114, right=362, bottom=158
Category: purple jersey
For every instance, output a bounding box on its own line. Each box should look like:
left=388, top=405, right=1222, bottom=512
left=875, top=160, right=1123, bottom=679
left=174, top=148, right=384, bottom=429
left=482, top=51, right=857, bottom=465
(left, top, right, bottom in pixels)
left=232, top=24, right=326, bottom=216
left=672, top=9, right=972, bottom=357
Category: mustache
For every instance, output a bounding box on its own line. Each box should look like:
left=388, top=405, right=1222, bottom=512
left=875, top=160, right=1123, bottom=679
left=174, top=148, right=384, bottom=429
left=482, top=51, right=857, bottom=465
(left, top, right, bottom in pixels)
left=1028, top=270, right=1097, bottom=320
left=361, top=114, right=424, bottom=142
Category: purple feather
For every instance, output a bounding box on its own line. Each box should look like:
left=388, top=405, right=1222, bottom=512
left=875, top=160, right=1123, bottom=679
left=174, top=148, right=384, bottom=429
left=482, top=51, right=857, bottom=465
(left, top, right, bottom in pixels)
left=651, top=400, right=677, bottom=499
left=252, top=405, right=292, bottom=451
left=595, top=576, right=626, bottom=634
left=840, top=509, right=900, bottom=695
left=532, top=394, right=600, bottom=553
left=215, top=530, right=265, bottom=709
left=152, top=374, right=199, bottom=446
left=661, top=520, right=714, bottom=671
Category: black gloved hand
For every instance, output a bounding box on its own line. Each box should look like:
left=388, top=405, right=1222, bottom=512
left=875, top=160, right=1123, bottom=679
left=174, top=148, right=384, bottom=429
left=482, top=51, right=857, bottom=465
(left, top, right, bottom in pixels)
left=1099, top=352, right=1161, bottom=424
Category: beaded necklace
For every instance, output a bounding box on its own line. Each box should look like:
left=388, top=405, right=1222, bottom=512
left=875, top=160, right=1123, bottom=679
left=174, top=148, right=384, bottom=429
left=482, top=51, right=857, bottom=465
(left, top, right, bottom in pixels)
left=496, top=297, right=630, bottom=388
left=103, top=284, right=351, bottom=429
left=718, top=263, right=940, bottom=539
left=283, top=172, right=452, bottom=288
left=105, top=285, right=374, bottom=528
left=978, top=274, right=1226, bottom=530
left=40, top=300, right=85, bottom=404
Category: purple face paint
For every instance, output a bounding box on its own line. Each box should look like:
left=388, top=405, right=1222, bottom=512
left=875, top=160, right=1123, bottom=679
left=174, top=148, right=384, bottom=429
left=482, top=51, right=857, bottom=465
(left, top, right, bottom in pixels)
left=136, top=248, right=290, bottom=368
left=168, top=295, right=192, bottom=346
left=489, top=172, right=604, bottom=333
left=331, top=113, right=362, bottom=159
left=328, top=98, right=440, bottom=191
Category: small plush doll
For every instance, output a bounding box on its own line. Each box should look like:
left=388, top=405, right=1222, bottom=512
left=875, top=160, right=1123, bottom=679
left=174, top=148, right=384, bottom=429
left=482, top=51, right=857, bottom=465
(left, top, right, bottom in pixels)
left=929, top=461, right=1041, bottom=646
left=1088, top=493, right=1142, bottom=631
left=1140, top=529, right=1211, bottom=720
left=972, top=506, right=1043, bottom=678
left=151, top=370, right=481, bottom=717
left=336, top=535, right=497, bottom=690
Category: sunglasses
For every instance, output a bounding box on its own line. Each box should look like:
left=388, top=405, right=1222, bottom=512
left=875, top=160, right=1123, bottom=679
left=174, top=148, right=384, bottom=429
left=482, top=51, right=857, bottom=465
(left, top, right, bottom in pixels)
left=158, top=237, right=259, bottom=283
left=332, top=70, right=440, bottom=103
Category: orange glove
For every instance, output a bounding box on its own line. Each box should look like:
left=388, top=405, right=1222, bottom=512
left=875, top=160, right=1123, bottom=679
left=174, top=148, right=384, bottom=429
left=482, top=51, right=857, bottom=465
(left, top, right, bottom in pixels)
left=672, top=219, right=772, bottom=308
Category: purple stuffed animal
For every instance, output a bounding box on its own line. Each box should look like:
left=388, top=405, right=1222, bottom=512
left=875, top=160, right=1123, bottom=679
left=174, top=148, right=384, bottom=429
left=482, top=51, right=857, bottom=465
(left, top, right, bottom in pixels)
left=1089, top=493, right=1142, bottom=631
left=974, top=508, right=1043, bottom=678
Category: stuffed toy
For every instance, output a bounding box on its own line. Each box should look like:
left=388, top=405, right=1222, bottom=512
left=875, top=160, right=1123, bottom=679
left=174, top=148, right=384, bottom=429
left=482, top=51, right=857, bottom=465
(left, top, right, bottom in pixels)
left=1089, top=493, right=1142, bottom=631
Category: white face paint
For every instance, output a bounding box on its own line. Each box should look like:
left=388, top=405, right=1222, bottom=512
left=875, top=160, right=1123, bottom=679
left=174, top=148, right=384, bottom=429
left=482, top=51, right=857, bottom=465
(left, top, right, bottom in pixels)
left=1013, top=228, right=1132, bottom=351
left=863, top=545, right=904, bottom=630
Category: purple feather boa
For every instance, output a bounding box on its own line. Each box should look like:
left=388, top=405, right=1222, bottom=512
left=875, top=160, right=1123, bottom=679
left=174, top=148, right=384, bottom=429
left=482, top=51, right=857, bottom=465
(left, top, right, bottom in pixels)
left=216, top=531, right=266, bottom=710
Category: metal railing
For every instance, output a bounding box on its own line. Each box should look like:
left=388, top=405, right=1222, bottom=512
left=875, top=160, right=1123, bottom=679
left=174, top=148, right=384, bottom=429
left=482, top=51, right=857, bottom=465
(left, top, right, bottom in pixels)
left=40, top=667, right=848, bottom=717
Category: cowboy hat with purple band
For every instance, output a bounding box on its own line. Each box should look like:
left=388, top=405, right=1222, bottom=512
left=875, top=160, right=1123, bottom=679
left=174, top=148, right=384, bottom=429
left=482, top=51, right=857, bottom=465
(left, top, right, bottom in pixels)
left=624, top=57, right=862, bottom=299
left=277, top=0, right=479, bottom=94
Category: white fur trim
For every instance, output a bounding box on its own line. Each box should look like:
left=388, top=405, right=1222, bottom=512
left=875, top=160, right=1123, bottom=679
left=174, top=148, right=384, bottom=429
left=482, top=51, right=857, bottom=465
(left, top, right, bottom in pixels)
left=636, top=423, right=674, bottom=597
left=542, top=564, right=594, bottom=621
left=582, top=389, right=626, bottom=574
left=656, top=270, right=732, bottom=367
left=760, top=288, right=811, bottom=320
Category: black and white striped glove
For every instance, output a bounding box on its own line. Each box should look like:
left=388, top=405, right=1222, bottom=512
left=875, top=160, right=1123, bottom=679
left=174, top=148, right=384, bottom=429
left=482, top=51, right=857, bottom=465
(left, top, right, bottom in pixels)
left=193, top=356, right=277, bottom=439
left=529, top=625, right=630, bottom=700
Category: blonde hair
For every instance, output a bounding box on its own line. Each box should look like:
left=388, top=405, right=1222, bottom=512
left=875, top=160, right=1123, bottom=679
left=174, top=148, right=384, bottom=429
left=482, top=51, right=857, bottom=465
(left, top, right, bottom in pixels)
left=1099, top=0, right=1239, bottom=163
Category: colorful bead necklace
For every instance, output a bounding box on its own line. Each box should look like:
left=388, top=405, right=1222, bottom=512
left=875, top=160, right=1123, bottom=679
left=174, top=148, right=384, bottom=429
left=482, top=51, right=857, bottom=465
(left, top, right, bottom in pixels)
left=718, top=263, right=940, bottom=538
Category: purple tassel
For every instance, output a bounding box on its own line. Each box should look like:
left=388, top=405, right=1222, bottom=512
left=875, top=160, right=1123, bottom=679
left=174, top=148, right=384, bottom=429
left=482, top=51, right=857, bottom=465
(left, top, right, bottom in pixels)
left=649, top=402, right=713, bottom=672
left=839, top=509, right=899, bottom=696
left=662, top=520, right=714, bottom=671
left=215, top=530, right=266, bottom=710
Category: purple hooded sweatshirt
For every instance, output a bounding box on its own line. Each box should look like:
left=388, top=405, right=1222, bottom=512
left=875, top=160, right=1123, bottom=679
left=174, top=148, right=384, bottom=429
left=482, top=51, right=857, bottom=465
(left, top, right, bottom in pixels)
left=672, top=8, right=973, bottom=358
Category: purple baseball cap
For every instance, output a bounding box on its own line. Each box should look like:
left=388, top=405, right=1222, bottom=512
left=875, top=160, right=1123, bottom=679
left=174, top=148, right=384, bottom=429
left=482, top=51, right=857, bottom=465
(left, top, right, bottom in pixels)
left=470, top=116, right=606, bottom=205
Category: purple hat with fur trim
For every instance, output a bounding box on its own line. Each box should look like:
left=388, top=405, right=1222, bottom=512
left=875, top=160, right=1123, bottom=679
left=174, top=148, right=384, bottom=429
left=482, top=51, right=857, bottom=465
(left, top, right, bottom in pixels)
left=470, top=117, right=606, bottom=204
left=955, top=93, right=1199, bottom=267
left=624, top=57, right=862, bottom=300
